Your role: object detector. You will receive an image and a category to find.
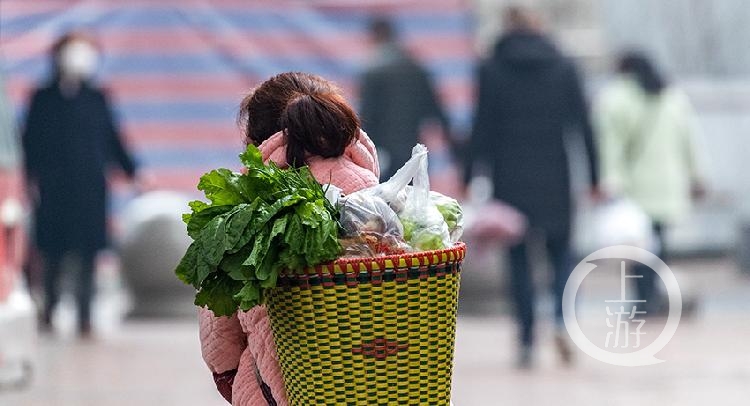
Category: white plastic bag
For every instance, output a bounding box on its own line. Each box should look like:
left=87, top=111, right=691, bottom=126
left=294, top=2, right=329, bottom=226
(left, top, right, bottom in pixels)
left=582, top=198, right=655, bottom=251
left=367, top=144, right=428, bottom=212
left=338, top=192, right=408, bottom=257
left=339, top=145, right=454, bottom=254
left=398, top=145, right=451, bottom=251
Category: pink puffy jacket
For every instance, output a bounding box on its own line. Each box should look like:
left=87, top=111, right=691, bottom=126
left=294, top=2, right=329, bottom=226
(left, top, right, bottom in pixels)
left=198, top=130, right=379, bottom=405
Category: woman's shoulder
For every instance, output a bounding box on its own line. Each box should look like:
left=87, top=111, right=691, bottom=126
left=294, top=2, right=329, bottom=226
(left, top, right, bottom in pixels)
left=660, top=86, right=690, bottom=105
left=600, top=78, right=639, bottom=101
left=30, top=84, right=57, bottom=100
left=650, top=86, right=694, bottom=121
left=309, top=157, right=379, bottom=195
left=597, top=78, right=642, bottom=116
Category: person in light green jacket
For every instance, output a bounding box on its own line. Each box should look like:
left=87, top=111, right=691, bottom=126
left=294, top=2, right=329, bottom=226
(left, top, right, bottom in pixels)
left=0, top=71, right=20, bottom=169
left=595, top=50, right=705, bottom=311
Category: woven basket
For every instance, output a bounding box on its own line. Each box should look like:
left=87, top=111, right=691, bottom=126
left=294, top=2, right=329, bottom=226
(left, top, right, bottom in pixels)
left=266, top=242, right=465, bottom=406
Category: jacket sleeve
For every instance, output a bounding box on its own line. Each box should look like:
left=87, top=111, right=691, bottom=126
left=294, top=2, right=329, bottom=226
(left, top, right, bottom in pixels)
left=199, top=307, right=248, bottom=374
left=465, top=63, right=495, bottom=183
left=358, top=70, right=381, bottom=139
left=100, top=91, right=137, bottom=178
left=21, top=90, right=44, bottom=183
left=594, top=87, right=629, bottom=195
left=418, top=67, right=450, bottom=134
left=564, top=62, right=599, bottom=188
left=238, top=305, right=289, bottom=405
left=677, top=92, right=705, bottom=184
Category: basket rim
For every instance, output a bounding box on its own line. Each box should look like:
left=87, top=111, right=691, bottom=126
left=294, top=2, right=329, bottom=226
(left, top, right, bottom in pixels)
left=334, top=241, right=465, bottom=265
left=281, top=242, right=466, bottom=277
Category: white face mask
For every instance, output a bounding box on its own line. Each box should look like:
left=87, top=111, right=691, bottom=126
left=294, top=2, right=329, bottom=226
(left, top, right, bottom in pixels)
left=59, top=41, right=99, bottom=79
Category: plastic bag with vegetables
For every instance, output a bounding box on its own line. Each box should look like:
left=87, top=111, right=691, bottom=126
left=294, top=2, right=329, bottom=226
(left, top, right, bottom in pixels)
left=430, top=191, right=464, bottom=243
left=367, top=147, right=423, bottom=213
left=338, top=144, right=456, bottom=254
left=338, top=192, right=408, bottom=257
left=398, top=145, right=452, bottom=251
left=398, top=187, right=464, bottom=243
left=337, top=143, right=428, bottom=256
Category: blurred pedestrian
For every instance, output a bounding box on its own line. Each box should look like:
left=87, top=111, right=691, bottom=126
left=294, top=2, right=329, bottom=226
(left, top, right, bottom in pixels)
left=22, top=32, right=138, bottom=337
left=595, top=51, right=705, bottom=313
left=359, top=17, right=450, bottom=179
left=466, top=6, right=599, bottom=368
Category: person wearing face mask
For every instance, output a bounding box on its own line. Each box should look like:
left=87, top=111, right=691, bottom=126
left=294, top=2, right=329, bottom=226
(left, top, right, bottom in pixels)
left=22, top=32, right=138, bottom=338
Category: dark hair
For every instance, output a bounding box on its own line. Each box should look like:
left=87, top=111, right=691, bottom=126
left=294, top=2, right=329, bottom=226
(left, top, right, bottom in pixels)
left=617, top=51, right=666, bottom=95
left=502, top=5, right=537, bottom=32
left=238, top=72, right=360, bottom=167
left=369, top=17, right=395, bottom=43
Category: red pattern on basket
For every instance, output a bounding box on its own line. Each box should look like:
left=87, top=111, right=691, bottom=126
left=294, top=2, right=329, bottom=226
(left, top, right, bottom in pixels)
left=351, top=338, right=409, bottom=360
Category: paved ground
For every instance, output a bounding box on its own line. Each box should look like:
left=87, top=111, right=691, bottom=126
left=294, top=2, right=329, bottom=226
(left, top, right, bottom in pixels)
left=2, top=257, right=749, bottom=405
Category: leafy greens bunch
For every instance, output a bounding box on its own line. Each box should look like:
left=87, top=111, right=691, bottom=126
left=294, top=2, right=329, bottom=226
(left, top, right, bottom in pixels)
left=175, top=145, right=341, bottom=317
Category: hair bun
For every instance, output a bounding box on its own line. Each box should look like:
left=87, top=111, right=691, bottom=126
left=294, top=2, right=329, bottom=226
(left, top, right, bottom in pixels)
left=281, top=91, right=360, bottom=167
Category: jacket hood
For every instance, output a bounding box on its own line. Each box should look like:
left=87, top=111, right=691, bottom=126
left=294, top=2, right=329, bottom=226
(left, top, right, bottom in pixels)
left=492, top=31, right=560, bottom=69
left=258, top=129, right=380, bottom=195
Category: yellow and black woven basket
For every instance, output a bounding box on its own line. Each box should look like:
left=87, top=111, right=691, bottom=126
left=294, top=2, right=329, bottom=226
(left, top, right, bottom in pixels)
left=266, top=242, right=465, bottom=406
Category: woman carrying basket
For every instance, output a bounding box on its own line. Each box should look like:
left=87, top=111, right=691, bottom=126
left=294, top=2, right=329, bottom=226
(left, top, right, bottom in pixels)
left=198, top=72, right=380, bottom=405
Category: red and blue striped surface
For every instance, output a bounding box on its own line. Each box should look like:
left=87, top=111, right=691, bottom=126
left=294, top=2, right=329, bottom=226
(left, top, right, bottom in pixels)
left=0, top=0, right=474, bottom=216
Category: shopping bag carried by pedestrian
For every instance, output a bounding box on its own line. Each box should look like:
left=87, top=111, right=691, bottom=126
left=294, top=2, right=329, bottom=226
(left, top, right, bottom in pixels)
left=580, top=197, right=655, bottom=251
left=461, top=176, right=527, bottom=246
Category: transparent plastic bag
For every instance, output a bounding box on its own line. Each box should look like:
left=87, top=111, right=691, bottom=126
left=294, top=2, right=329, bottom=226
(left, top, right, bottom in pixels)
left=399, top=188, right=464, bottom=243
left=398, top=145, right=451, bottom=251
left=364, top=144, right=428, bottom=212
left=338, top=192, right=408, bottom=257
left=430, top=191, right=464, bottom=243
left=338, top=145, right=427, bottom=256
left=338, top=144, right=454, bottom=255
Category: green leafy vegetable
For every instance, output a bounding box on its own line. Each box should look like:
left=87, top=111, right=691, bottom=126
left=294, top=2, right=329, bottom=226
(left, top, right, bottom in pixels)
left=194, top=273, right=244, bottom=318
left=175, top=145, right=341, bottom=316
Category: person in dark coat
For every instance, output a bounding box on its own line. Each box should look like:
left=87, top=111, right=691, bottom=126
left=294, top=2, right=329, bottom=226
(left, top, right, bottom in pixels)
left=359, top=17, right=450, bottom=180
left=467, top=7, right=599, bottom=367
left=22, top=33, right=137, bottom=336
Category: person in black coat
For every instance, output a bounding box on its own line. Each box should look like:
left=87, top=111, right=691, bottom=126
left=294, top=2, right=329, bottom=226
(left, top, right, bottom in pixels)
left=22, top=33, right=137, bottom=336
left=467, top=8, right=599, bottom=367
left=359, top=17, right=450, bottom=179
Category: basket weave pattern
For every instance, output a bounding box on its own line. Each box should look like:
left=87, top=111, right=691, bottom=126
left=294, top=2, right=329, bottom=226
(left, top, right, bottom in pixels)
left=266, top=243, right=465, bottom=406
